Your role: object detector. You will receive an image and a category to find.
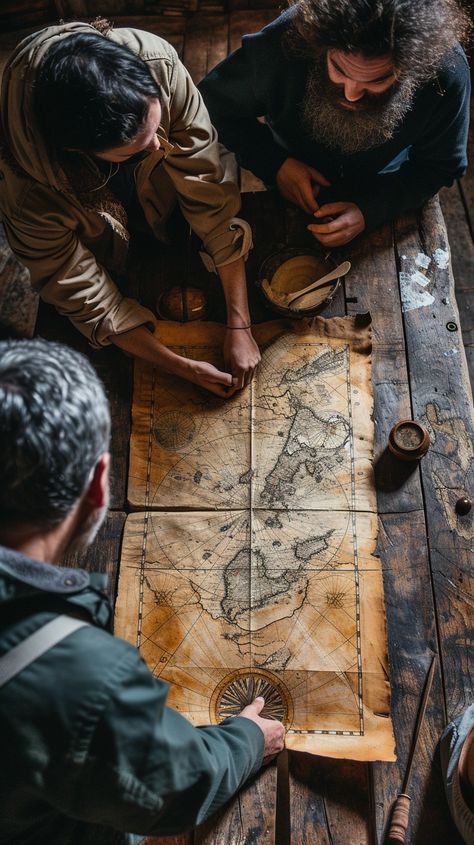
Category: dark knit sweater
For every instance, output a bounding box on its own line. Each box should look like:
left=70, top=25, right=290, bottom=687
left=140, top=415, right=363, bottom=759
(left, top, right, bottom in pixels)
left=199, top=8, right=470, bottom=231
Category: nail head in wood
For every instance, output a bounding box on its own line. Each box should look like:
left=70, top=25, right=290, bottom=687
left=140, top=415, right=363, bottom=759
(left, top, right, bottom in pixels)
left=455, top=496, right=472, bottom=515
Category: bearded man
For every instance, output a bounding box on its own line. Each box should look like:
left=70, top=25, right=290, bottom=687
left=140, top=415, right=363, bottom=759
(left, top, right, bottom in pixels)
left=199, top=0, right=471, bottom=247
left=0, top=338, right=284, bottom=845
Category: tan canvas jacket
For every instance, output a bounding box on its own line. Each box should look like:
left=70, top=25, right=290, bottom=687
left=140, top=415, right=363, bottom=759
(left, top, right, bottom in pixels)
left=0, top=22, right=251, bottom=347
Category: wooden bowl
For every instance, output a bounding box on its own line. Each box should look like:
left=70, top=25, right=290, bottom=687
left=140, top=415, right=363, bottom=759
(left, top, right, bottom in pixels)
left=258, top=247, right=340, bottom=317
left=156, top=286, right=207, bottom=322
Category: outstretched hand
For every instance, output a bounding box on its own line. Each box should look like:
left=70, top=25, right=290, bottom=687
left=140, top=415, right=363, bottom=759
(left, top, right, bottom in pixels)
left=224, top=328, right=261, bottom=391
left=239, top=696, right=286, bottom=764
left=276, top=157, right=331, bottom=214
left=187, top=359, right=238, bottom=398
left=308, top=201, right=365, bottom=246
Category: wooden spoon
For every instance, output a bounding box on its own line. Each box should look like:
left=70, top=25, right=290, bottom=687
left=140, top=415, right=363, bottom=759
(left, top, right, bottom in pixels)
left=284, top=260, right=351, bottom=306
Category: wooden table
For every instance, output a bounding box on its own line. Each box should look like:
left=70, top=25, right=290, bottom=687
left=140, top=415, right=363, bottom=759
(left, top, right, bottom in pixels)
left=42, top=187, right=472, bottom=845
left=0, top=10, right=472, bottom=842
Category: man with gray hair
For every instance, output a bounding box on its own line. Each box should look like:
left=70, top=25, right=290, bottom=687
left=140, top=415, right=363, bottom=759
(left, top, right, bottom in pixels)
left=0, top=338, right=284, bottom=845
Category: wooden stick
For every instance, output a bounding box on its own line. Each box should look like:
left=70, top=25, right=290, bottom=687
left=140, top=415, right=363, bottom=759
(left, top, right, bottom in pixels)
left=387, top=654, right=437, bottom=844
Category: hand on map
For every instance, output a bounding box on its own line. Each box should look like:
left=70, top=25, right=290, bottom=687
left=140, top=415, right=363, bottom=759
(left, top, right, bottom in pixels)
left=186, top=359, right=239, bottom=398
left=239, top=697, right=286, bottom=764
left=276, top=157, right=331, bottom=214
left=308, top=202, right=365, bottom=246
left=224, top=328, right=261, bottom=391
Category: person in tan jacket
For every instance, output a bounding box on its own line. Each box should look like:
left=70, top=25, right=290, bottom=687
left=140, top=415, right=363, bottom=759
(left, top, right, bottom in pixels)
left=0, top=20, right=260, bottom=396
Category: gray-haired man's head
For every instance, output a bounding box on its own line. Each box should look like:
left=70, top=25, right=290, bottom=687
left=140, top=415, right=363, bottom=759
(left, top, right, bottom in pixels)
left=0, top=339, right=110, bottom=536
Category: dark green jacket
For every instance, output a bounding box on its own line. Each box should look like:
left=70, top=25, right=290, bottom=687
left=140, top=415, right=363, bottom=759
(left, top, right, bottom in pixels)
left=0, top=546, right=264, bottom=845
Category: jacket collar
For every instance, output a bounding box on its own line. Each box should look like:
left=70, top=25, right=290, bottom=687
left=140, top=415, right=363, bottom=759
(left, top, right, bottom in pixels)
left=0, top=545, right=111, bottom=627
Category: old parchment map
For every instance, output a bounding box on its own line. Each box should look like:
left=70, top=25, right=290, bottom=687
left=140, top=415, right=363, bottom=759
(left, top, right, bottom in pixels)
left=115, top=318, right=395, bottom=760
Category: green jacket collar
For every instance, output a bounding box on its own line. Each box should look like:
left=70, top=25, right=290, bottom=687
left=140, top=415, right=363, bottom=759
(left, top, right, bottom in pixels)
left=0, top=545, right=111, bottom=627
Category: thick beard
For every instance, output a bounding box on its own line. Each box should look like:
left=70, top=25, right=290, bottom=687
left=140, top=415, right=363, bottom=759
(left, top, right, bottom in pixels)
left=66, top=503, right=108, bottom=556
left=301, top=57, right=416, bottom=155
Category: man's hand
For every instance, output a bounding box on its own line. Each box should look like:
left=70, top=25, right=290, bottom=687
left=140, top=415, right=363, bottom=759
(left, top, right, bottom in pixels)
left=238, top=696, right=286, bottom=764
left=308, top=202, right=365, bottom=246
left=111, top=324, right=238, bottom=398
left=276, top=157, right=331, bottom=214
left=187, top=359, right=239, bottom=398
left=224, top=328, right=261, bottom=390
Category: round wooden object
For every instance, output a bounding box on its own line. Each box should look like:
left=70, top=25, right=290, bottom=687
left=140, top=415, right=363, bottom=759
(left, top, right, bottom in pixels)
left=271, top=255, right=324, bottom=294
left=388, top=420, right=430, bottom=461
left=157, top=287, right=207, bottom=322
left=259, top=250, right=339, bottom=317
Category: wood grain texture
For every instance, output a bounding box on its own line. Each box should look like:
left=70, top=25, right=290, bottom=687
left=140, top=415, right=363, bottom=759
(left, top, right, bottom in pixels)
left=394, top=200, right=474, bottom=723
left=229, top=8, right=278, bottom=53
left=143, top=835, right=190, bottom=845
left=344, top=223, right=422, bottom=514
left=372, top=512, right=460, bottom=845
left=195, top=765, right=277, bottom=845
left=183, top=13, right=229, bottom=83
left=290, top=753, right=371, bottom=845
left=288, top=752, right=331, bottom=845
left=439, top=183, right=474, bottom=349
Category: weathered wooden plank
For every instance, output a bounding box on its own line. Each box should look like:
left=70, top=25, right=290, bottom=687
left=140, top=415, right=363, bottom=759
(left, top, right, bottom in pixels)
left=229, top=9, right=278, bottom=54
left=340, top=215, right=463, bottom=843
left=290, top=753, right=372, bottom=845
left=344, top=223, right=422, bottom=514
left=227, top=0, right=282, bottom=9
left=63, top=511, right=126, bottom=604
left=465, top=344, right=474, bottom=393
left=439, top=184, right=474, bottom=346
left=372, top=512, right=463, bottom=845
left=194, top=764, right=277, bottom=845
left=321, top=759, right=371, bottom=845
left=144, top=834, right=190, bottom=845
left=288, top=752, right=331, bottom=845
left=454, top=287, right=474, bottom=344
left=394, top=200, right=474, bottom=721
left=439, top=184, right=474, bottom=293
left=182, top=13, right=229, bottom=84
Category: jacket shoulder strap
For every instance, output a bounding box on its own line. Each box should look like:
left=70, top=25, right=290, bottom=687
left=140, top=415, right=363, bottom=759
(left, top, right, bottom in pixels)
left=0, top=615, right=89, bottom=688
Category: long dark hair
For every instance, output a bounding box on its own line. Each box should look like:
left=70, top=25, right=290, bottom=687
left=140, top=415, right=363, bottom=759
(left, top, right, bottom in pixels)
left=287, top=0, right=472, bottom=80
left=34, top=32, right=161, bottom=154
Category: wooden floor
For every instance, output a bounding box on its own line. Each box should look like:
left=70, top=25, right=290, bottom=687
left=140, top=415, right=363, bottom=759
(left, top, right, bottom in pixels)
left=0, top=9, right=473, bottom=845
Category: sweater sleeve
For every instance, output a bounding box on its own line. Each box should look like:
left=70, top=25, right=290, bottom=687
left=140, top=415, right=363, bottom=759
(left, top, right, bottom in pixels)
left=199, top=33, right=289, bottom=185
left=69, top=641, right=264, bottom=836
left=319, top=53, right=471, bottom=232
